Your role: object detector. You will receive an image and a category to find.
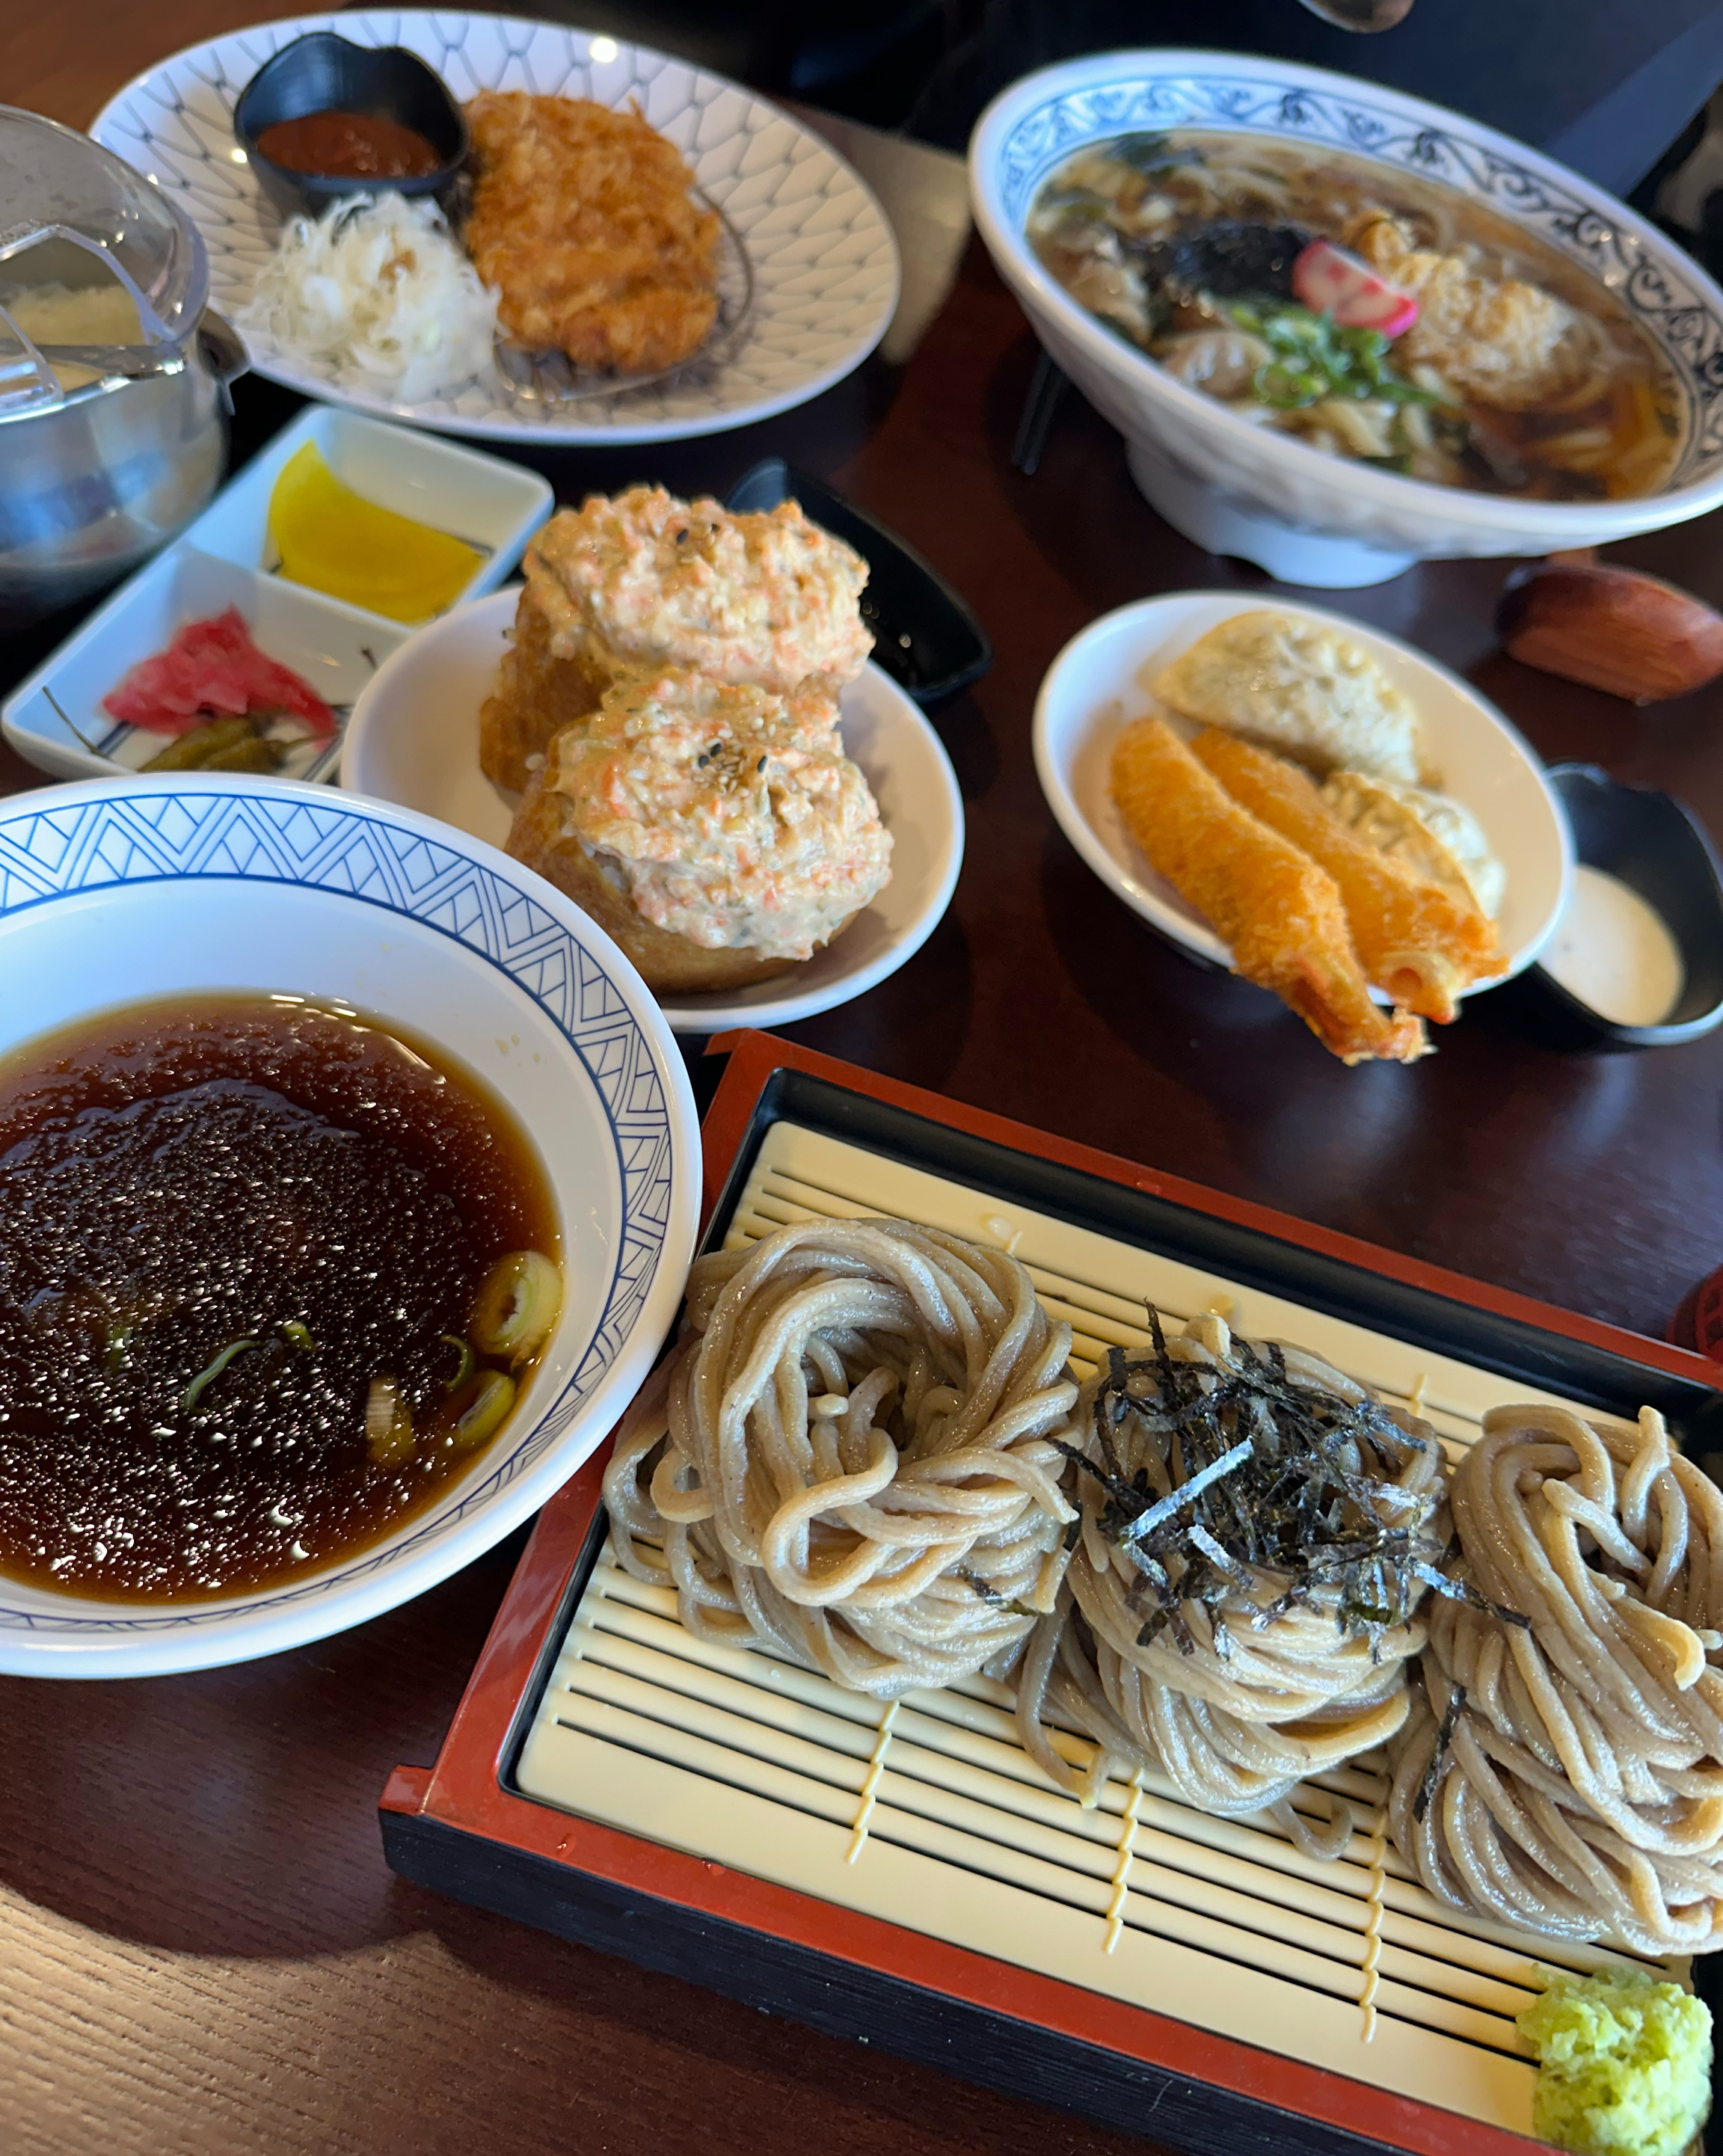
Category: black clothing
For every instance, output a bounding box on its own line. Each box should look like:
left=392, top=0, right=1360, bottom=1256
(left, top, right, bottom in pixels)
left=909, top=0, right=1723, bottom=196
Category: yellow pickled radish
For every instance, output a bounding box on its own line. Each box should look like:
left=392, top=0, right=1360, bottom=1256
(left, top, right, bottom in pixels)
left=268, top=442, right=482, bottom=622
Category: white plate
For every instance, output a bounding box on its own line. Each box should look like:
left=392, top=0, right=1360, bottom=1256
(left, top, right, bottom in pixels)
left=90, top=10, right=900, bottom=445
left=340, top=587, right=965, bottom=1031
left=1034, top=592, right=1570, bottom=990
left=3, top=546, right=414, bottom=784
left=0, top=774, right=698, bottom=1677
left=2, top=405, right=551, bottom=782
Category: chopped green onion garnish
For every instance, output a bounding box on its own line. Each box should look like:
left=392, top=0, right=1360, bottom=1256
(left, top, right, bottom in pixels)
left=1255, top=362, right=1327, bottom=409
left=180, top=1338, right=257, bottom=1414
left=451, top=1370, right=516, bottom=1451
left=281, top=1320, right=316, bottom=1352
left=365, top=1375, right=415, bottom=1466
left=470, top=1250, right=562, bottom=1364
left=440, top=1334, right=477, bottom=1393
left=1226, top=292, right=1434, bottom=414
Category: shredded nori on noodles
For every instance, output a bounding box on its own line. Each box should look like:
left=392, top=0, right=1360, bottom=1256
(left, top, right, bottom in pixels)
left=1074, top=1306, right=1451, bottom=1655
left=958, top=1565, right=1038, bottom=1619
left=1410, top=1559, right=1531, bottom=1628
left=1413, top=1682, right=1469, bottom=1823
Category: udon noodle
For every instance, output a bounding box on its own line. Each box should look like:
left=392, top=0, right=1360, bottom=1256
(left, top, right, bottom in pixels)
left=1028, top=132, right=1680, bottom=501
left=1390, top=1404, right=1723, bottom=1955
left=1016, top=1312, right=1447, bottom=1858
left=603, top=1218, right=1081, bottom=1697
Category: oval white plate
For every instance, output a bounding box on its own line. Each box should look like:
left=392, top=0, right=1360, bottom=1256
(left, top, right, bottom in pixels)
left=90, top=10, right=900, bottom=446
left=0, top=773, right=698, bottom=1677
left=1034, top=592, right=1570, bottom=991
left=341, top=588, right=965, bottom=1031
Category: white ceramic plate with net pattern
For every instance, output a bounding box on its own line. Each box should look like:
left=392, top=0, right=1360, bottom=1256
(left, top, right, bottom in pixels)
left=90, top=10, right=901, bottom=443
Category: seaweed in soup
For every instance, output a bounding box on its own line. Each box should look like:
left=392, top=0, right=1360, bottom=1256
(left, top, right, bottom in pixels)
left=1136, top=220, right=1311, bottom=304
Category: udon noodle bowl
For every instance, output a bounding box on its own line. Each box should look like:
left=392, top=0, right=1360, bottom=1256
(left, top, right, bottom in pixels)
left=1027, top=132, right=1680, bottom=501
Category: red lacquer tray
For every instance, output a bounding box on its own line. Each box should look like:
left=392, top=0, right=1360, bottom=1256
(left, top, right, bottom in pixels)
left=382, top=1030, right=1723, bottom=2156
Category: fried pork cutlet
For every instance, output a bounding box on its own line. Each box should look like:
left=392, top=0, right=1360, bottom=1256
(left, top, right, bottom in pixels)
left=463, top=91, right=719, bottom=374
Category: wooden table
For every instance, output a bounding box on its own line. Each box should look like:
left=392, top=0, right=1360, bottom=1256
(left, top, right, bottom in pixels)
left=8, top=31, right=1723, bottom=2156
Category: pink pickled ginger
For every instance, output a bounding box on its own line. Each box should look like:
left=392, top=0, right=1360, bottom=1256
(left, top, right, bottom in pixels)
left=102, top=608, right=337, bottom=737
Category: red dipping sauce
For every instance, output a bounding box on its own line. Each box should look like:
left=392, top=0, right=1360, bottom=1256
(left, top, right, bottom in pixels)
left=255, top=108, right=443, bottom=179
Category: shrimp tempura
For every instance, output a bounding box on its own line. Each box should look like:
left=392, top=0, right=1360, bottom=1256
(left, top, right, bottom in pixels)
left=1111, top=716, right=1426, bottom=1065
left=1191, top=729, right=1507, bottom=1024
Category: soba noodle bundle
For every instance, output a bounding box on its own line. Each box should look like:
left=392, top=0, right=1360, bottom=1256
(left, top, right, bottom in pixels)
left=1016, top=1312, right=1446, bottom=1858
left=603, top=1218, right=1081, bottom=1698
left=1390, top=1404, right=1723, bottom=1955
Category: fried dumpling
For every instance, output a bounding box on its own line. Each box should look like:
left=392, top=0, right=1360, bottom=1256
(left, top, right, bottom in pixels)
left=1319, top=770, right=1506, bottom=920
left=1148, top=612, right=1431, bottom=787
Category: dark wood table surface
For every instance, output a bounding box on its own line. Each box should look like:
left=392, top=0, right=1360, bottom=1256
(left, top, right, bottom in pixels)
left=9, top=25, right=1723, bottom=2156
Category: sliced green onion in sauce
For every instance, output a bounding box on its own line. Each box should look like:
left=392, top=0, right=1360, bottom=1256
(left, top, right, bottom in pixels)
left=439, top=1334, right=477, bottom=1393
left=180, top=1338, right=257, bottom=1414
left=364, top=1375, right=416, bottom=1466
left=470, top=1250, right=562, bottom=1363
left=452, top=1370, right=515, bottom=1450
left=281, top=1320, right=316, bottom=1352
left=1228, top=296, right=1437, bottom=413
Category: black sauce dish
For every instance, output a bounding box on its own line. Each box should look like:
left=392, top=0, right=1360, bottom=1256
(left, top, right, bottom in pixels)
left=1514, top=763, right=1723, bottom=1050
left=725, top=459, right=992, bottom=710
left=233, top=33, right=469, bottom=220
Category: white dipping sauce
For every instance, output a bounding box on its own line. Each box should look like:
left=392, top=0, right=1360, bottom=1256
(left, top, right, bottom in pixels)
left=1541, top=864, right=1684, bottom=1028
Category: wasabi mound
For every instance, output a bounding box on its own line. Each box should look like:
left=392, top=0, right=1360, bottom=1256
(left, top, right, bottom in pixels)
left=1517, top=1968, right=1712, bottom=2156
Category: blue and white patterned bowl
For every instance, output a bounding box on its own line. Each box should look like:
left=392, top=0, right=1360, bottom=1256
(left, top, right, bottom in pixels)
left=971, top=52, right=1723, bottom=581
left=0, top=776, right=699, bottom=1677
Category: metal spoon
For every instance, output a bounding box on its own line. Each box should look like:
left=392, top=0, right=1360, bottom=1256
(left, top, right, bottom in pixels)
left=1297, top=0, right=1416, bottom=29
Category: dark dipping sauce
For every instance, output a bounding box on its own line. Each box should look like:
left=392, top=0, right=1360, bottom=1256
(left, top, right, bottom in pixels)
left=0, top=995, right=558, bottom=1600
left=254, top=108, right=443, bottom=180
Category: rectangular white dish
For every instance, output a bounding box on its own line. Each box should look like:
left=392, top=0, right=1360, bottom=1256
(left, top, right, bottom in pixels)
left=2, top=405, right=551, bottom=782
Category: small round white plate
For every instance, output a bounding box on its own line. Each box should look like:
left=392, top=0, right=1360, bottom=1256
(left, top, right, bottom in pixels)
left=341, top=588, right=964, bottom=1031
left=90, top=10, right=900, bottom=446
left=1034, top=592, right=1570, bottom=991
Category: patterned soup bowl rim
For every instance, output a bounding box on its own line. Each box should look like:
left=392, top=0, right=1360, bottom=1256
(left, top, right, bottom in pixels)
left=968, top=48, right=1723, bottom=535
left=0, top=775, right=700, bottom=1677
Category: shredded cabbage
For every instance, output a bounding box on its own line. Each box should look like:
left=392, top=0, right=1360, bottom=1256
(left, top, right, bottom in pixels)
left=238, top=192, right=498, bottom=404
